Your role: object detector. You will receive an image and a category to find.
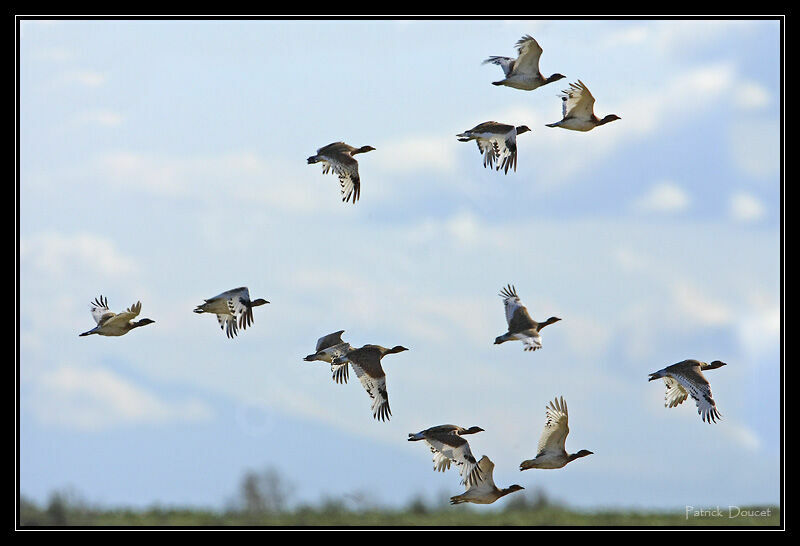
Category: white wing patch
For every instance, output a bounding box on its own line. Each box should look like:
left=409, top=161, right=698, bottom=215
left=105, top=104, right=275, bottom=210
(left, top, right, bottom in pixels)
left=517, top=332, right=543, bottom=351
left=90, top=296, right=113, bottom=325
left=502, top=294, right=524, bottom=326
left=669, top=371, right=722, bottom=424
left=663, top=377, right=689, bottom=408
left=350, top=363, right=391, bottom=422
left=216, top=313, right=238, bottom=339
left=424, top=437, right=481, bottom=487
left=331, top=362, right=349, bottom=384
left=536, top=396, right=569, bottom=457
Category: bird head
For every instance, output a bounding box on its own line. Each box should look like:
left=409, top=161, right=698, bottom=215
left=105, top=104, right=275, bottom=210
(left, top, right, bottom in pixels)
left=600, top=114, right=621, bottom=125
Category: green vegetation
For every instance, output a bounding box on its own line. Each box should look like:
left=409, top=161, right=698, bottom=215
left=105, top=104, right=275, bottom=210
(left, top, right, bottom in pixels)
left=19, top=467, right=780, bottom=527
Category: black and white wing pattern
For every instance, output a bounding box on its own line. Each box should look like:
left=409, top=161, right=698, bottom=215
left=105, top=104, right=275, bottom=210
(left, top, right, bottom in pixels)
left=332, top=154, right=361, bottom=204
left=561, top=80, right=596, bottom=120
left=482, top=55, right=515, bottom=77
left=225, top=288, right=254, bottom=331
left=349, top=360, right=391, bottom=422
left=666, top=370, right=722, bottom=424
left=476, top=139, right=498, bottom=170
left=424, top=433, right=482, bottom=487
left=497, top=132, right=519, bottom=174
left=216, top=313, right=239, bottom=339
left=499, top=284, right=540, bottom=350
left=89, top=295, right=114, bottom=325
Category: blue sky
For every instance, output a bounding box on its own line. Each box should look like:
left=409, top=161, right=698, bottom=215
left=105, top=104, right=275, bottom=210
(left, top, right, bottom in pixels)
left=19, top=18, right=781, bottom=511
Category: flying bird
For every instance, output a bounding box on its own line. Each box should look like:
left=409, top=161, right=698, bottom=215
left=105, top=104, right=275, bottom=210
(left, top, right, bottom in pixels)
left=79, top=296, right=154, bottom=337
left=333, top=344, right=408, bottom=422
left=303, top=330, right=354, bottom=384
left=648, top=359, right=727, bottom=424
left=546, top=80, right=621, bottom=131
left=483, top=34, right=566, bottom=91
left=494, top=284, right=560, bottom=352
left=307, top=142, right=375, bottom=204
left=449, top=456, right=524, bottom=505
left=520, top=396, right=593, bottom=470
left=193, top=287, right=269, bottom=339
left=456, top=122, right=531, bottom=174
left=409, top=424, right=485, bottom=487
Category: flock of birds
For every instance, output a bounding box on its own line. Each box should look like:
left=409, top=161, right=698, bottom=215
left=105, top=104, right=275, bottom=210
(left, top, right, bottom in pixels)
left=77, top=34, right=727, bottom=506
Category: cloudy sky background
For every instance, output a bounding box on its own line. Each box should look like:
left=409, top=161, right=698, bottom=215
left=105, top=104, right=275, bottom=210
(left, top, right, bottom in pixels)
left=19, top=19, right=781, bottom=510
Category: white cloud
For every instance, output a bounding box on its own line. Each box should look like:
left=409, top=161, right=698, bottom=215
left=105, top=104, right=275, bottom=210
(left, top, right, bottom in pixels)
left=736, top=290, right=780, bottom=359
left=729, top=119, right=780, bottom=179
left=634, top=181, right=690, bottom=213
left=602, top=21, right=757, bottom=57
left=64, top=70, right=106, bottom=87
left=28, top=365, right=213, bottom=430
left=729, top=191, right=767, bottom=223
left=94, top=150, right=342, bottom=216
left=74, top=109, right=124, bottom=127
left=370, top=134, right=459, bottom=175
left=671, top=281, right=733, bottom=327
left=21, top=232, right=138, bottom=277
left=722, top=422, right=762, bottom=451
left=735, top=81, right=771, bottom=110
left=32, top=46, right=73, bottom=62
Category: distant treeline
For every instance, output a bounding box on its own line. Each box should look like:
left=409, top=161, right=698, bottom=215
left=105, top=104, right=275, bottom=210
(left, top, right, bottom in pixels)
left=19, top=467, right=780, bottom=527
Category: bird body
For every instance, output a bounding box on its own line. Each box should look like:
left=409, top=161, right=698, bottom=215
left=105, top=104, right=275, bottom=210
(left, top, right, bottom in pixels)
left=79, top=296, right=154, bottom=337
left=333, top=344, right=408, bottom=421
left=520, top=396, right=593, bottom=471
left=307, top=141, right=375, bottom=204
left=494, top=284, right=560, bottom=352
left=449, top=456, right=524, bottom=505
left=546, top=80, right=621, bottom=132
left=456, top=122, right=530, bottom=174
left=483, top=35, right=565, bottom=91
left=194, top=287, right=269, bottom=339
left=409, top=424, right=485, bottom=487
left=649, top=359, right=727, bottom=423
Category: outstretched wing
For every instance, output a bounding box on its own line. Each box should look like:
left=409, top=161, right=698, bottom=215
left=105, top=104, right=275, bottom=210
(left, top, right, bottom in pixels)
left=498, top=133, right=519, bottom=175
left=536, top=396, right=570, bottom=457
left=476, top=139, right=497, bottom=170
left=471, top=455, right=497, bottom=491
left=216, top=314, right=239, bottom=339
left=663, top=377, right=689, bottom=408
left=350, top=361, right=391, bottom=421
left=103, top=301, right=142, bottom=327
left=226, top=289, right=254, bottom=331
left=316, top=330, right=346, bottom=352
left=331, top=362, right=349, bottom=385
left=424, top=434, right=482, bottom=487
left=331, top=154, right=361, bottom=204
left=499, top=284, right=537, bottom=332
left=89, top=295, right=114, bottom=325
left=512, top=34, right=544, bottom=76
left=560, top=80, right=596, bottom=120
left=482, top=55, right=515, bottom=77
left=669, top=370, right=722, bottom=424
